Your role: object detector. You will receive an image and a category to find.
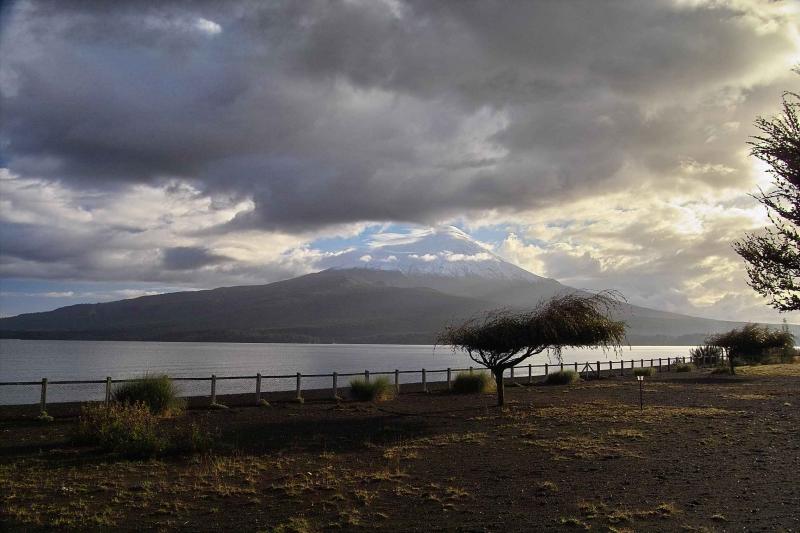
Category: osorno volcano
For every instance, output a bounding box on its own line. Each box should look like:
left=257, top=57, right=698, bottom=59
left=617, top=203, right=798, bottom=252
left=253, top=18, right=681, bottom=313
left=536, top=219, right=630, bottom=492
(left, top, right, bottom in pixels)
left=1, top=226, right=796, bottom=344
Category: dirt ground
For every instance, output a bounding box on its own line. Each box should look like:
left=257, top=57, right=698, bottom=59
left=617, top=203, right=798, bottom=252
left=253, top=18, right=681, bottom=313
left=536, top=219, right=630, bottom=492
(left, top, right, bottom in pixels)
left=1, top=364, right=799, bottom=532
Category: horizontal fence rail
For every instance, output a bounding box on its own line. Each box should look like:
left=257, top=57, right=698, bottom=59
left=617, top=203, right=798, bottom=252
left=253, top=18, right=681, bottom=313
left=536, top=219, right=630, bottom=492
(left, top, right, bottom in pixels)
left=0, top=354, right=724, bottom=415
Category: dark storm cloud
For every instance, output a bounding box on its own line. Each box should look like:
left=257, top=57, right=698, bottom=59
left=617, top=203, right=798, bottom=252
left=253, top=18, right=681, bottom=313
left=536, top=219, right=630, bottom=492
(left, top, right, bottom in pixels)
left=2, top=0, right=797, bottom=232
left=161, top=246, right=228, bottom=270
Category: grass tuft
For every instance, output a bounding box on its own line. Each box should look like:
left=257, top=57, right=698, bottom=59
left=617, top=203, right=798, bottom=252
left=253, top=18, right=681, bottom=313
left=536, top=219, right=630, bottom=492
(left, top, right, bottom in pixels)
left=272, top=517, right=316, bottom=533
left=77, top=402, right=166, bottom=457
left=349, top=377, right=395, bottom=402
left=633, top=367, right=656, bottom=377
left=675, top=363, right=693, bottom=373
left=452, top=371, right=495, bottom=394
left=544, top=370, right=579, bottom=385
left=112, top=374, right=184, bottom=415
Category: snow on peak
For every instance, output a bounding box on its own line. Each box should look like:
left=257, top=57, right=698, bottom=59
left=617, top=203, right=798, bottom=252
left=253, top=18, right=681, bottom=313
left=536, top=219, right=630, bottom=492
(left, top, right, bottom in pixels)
left=317, top=226, right=545, bottom=282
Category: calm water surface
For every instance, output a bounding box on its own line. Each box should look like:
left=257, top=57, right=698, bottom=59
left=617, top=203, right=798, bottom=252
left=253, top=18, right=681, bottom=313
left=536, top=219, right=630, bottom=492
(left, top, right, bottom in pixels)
left=0, top=339, right=693, bottom=405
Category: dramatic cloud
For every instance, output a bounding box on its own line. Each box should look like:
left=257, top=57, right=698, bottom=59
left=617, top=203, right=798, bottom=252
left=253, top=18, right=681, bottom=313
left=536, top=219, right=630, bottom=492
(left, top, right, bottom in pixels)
left=0, top=0, right=798, bottom=321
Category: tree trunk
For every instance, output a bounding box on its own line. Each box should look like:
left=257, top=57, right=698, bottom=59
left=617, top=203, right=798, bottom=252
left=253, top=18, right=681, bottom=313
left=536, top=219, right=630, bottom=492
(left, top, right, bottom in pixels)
left=728, top=351, right=736, bottom=375
left=494, top=369, right=505, bottom=406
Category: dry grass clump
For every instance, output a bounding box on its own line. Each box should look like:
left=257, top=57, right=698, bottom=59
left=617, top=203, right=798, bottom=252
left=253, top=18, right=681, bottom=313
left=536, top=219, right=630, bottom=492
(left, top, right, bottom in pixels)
left=675, top=363, right=693, bottom=372
left=452, top=371, right=495, bottom=393
left=349, top=377, right=395, bottom=402
left=112, top=374, right=184, bottom=415
left=544, top=370, right=580, bottom=385
left=737, top=362, right=800, bottom=377
left=525, top=435, right=637, bottom=460
left=77, top=402, right=166, bottom=457
left=608, top=428, right=646, bottom=440
left=632, top=367, right=655, bottom=377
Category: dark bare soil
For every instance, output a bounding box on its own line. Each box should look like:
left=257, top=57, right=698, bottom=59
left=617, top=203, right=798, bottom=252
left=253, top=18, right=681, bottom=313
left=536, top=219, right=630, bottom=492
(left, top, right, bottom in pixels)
left=1, top=365, right=799, bottom=532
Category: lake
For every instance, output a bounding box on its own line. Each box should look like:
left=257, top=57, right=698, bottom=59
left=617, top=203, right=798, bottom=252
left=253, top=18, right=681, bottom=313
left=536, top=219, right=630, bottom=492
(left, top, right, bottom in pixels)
left=0, top=339, right=694, bottom=405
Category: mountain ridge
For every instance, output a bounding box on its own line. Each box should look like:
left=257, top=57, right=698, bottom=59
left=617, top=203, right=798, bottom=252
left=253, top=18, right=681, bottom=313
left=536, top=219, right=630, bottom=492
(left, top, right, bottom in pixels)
left=2, top=227, right=797, bottom=344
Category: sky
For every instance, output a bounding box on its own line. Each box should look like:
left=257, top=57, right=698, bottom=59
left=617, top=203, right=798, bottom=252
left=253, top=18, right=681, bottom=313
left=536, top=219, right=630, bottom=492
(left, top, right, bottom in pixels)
left=0, top=0, right=799, bottom=323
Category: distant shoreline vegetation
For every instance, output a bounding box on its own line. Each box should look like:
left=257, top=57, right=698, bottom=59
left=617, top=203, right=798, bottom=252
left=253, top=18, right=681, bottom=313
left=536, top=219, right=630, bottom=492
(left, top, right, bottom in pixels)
left=0, top=331, right=771, bottom=346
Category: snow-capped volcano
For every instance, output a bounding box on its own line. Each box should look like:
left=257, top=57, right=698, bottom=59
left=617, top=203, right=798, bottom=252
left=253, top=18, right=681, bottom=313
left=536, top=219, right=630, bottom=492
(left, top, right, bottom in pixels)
left=318, top=226, right=545, bottom=282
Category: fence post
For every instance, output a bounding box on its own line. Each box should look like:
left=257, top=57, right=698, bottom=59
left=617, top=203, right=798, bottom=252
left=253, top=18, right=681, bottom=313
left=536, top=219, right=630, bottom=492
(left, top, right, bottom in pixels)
left=640, top=358, right=644, bottom=368
left=211, top=374, right=217, bottom=405
left=332, top=372, right=339, bottom=399
left=447, top=368, right=452, bottom=390
left=658, top=358, right=662, bottom=372
left=560, top=362, right=564, bottom=372
left=528, top=364, right=533, bottom=384
left=40, top=378, right=47, bottom=414
left=544, top=363, right=549, bottom=376
left=620, top=360, right=624, bottom=376
left=422, top=369, right=427, bottom=393
left=469, top=366, right=473, bottom=375
left=395, top=369, right=400, bottom=394
left=255, top=373, right=262, bottom=405
left=295, top=373, right=303, bottom=402
left=573, top=362, right=578, bottom=373
left=666, top=358, right=671, bottom=372
left=649, top=358, right=653, bottom=369
left=596, top=361, right=601, bottom=380
left=105, top=376, right=112, bottom=406
left=365, top=370, right=369, bottom=383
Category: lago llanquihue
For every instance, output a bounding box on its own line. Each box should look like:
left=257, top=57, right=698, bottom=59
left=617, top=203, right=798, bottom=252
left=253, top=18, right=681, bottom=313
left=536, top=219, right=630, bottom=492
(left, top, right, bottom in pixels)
left=0, top=339, right=694, bottom=405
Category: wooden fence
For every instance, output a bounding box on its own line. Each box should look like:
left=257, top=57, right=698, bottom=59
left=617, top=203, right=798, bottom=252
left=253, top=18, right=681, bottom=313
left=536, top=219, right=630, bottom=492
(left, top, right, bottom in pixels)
left=0, top=354, right=723, bottom=414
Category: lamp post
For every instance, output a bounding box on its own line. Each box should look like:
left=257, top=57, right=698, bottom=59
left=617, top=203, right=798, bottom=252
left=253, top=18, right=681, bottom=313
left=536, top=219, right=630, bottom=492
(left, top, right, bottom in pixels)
left=637, top=375, right=644, bottom=410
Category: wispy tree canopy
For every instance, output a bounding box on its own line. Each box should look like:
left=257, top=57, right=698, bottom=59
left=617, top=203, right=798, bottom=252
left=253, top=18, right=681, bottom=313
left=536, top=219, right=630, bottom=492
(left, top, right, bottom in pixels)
left=734, top=70, right=800, bottom=312
left=438, top=292, right=627, bottom=405
left=706, top=323, right=795, bottom=373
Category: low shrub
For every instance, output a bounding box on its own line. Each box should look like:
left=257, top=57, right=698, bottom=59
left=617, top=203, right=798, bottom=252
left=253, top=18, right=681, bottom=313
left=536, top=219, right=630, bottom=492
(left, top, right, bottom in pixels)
left=544, top=370, right=579, bottom=385
left=690, top=344, right=723, bottom=366
left=349, top=377, right=395, bottom=402
left=633, top=367, right=656, bottom=377
left=452, top=371, right=495, bottom=394
left=174, top=422, right=217, bottom=454
left=675, top=363, right=693, bottom=373
left=77, top=402, right=166, bottom=457
left=112, top=374, right=184, bottom=415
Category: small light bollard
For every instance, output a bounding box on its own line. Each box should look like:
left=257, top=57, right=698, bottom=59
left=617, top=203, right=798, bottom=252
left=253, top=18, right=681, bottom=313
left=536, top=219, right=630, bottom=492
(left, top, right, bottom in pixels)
left=422, top=368, right=427, bottom=393
left=637, top=375, right=644, bottom=411
left=255, top=373, right=262, bottom=405
left=395, top=369, right=400, bottom=394
left=528, top=364, right=533, bottom=385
